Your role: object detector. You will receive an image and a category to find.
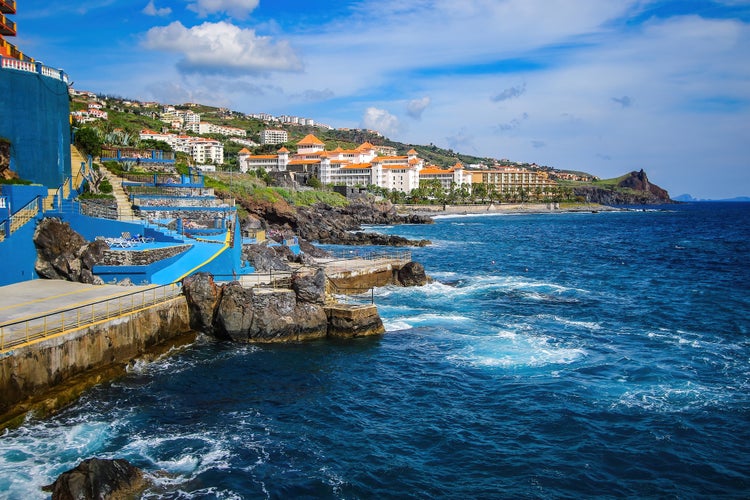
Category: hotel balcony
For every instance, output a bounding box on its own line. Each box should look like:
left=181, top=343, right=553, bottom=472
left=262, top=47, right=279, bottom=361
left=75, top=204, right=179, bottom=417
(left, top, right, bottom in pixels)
left=1, top=38, right=32, bottom=61
left=0, top=14, right=16, bottom=36
left=0, top=0, right=15, bottom=15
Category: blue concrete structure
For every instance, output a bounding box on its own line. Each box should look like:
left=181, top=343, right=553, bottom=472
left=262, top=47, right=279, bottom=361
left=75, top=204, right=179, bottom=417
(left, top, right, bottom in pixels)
left=0, top=58, right=71, bottom=188
left=0, top=55, right=300, bottom=287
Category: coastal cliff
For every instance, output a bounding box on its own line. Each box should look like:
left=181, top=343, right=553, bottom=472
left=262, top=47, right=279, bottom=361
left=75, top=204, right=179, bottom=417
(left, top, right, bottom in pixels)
left=573, top=169, right=672, bottom=205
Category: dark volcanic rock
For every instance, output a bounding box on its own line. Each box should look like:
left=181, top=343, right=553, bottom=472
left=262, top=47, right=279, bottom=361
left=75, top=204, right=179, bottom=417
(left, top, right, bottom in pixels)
left=182, top=272, right=330, bottom=342
left=397, top=261, right=429, bottom=287
left=33, top=218, right=107, bottom=284
left=0, top=138, right=16, bottom=180
left=618, top=169, right=671, bottom=200
left=214, top=282, right=254, bottom=341
left=292, top=267, right=327, bottom=305
left=233, top=194, right=432, bottom=247
left=243, top=243, right=292, bottom=272
left=246, top=288, right=304, bottom=341
left=42, top=457, right=148, bottom=500
left=298, top=238, right=332, bottom=258
left=182, top=271, right=387, bottom=342
left=182, top=272, right=221, bottom=334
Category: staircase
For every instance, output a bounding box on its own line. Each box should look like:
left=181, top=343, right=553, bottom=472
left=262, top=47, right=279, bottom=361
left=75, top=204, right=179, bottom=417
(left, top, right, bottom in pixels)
left=100, top=167, right=138, bottom=221
left=70, top=146, right=85, bottom=190
left=9, top=203, right=38, bottom=232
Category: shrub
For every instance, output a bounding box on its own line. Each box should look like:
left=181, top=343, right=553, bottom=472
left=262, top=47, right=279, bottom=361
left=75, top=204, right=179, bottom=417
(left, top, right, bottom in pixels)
left=99, top=178, right=113, bottom=194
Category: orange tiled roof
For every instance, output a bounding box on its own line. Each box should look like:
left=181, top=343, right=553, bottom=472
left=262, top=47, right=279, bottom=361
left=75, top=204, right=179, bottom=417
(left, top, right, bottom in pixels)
left=340, top=163, right=372, bottom=170
left=297, top=134, right=324, bottom=146
left=278, top=147, right=290, bottom=153
left=407, top=148, right=418, bottom=155
left=288, top=159, right=321, bottom=165
left=238, top=148, right=251, bottom=154
left=375, top=155, right=408, bottom=161
left=358, top=141, right=375, bottom=150
left=420, top=167, right=454, bottom=175
left=249, top=155, right=278, bottom=160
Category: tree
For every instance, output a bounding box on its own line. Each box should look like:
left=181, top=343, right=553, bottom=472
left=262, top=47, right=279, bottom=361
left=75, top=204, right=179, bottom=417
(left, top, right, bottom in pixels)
left=74, top=127, right=103, bottom=158
left=307, top=176, right=322, bottom=189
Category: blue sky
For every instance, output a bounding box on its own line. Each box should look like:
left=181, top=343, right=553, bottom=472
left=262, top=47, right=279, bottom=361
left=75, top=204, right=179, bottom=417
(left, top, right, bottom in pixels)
left=13, top=0, right=750, bottom=198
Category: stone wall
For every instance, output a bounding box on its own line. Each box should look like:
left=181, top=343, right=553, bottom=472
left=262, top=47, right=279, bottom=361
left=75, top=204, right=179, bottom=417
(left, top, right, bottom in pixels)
left=100, top=244, right=191, bottom=266
left=0, top=297, right=194, bottom=428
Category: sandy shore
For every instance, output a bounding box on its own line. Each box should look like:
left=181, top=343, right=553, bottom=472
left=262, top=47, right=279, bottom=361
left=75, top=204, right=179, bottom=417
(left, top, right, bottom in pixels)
left=397, top=202, right=619, bottom=217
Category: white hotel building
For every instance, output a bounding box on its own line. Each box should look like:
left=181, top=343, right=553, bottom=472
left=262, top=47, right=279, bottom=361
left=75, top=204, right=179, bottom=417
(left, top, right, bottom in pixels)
left=140, top=129, right=224, bottom=165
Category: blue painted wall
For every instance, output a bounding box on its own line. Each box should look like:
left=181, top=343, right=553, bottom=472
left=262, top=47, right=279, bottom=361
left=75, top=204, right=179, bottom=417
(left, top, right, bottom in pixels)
left=0, top=66, right=72, bottom=188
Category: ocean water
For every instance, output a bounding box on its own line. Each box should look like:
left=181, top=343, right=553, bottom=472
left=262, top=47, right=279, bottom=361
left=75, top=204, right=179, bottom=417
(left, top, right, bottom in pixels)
left=2, top=203, right=749, bottom=499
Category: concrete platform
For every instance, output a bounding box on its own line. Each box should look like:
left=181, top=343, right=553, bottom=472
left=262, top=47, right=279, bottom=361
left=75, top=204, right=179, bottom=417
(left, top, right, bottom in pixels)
left=0, top=280, right=154, bottom=325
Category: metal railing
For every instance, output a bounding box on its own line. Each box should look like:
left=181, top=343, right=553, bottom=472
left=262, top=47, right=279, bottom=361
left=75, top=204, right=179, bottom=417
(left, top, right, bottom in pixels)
left=318, top=249, right=411, bottom=263
left=2, top=195, right=41, bottom=235
left=212, top=270, right=294, bottom=289
left=0, top=283, right=183, bottom=353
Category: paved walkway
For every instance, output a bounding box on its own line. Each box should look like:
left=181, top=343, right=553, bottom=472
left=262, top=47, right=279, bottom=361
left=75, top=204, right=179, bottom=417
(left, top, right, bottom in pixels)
left=0, top=280, right=154, bottom=324
left=0, top=280, right=161, bottom=351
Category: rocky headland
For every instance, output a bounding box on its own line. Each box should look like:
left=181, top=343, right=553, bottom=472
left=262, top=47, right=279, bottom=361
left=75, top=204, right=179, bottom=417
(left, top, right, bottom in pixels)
left=572, top=169, right=672, bottom=205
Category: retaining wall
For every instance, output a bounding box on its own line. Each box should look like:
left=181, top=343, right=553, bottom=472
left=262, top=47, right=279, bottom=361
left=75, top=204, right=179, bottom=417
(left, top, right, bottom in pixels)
left=0, top=297, right=195, bottom=427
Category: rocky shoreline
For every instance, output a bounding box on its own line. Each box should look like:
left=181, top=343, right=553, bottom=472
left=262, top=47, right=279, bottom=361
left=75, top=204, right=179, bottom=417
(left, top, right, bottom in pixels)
left=233, top=194, right=433, bottom=248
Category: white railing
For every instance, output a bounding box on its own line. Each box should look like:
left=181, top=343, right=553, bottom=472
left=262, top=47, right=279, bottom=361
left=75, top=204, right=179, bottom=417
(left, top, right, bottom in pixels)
left=1, top=56, right=68, bottom=83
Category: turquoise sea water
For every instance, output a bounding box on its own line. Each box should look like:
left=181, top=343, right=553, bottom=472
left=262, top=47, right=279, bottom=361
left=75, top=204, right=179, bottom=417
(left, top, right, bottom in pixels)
left=1, top=202, right=749, bottom=498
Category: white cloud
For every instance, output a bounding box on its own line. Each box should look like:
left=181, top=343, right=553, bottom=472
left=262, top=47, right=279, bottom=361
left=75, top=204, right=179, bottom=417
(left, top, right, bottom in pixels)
left=406, top=97, right=431, bottom=119
left=142, top=0, right=171, bottom=16
left=187, top=0, right=260, bottom=19
left=143, top=21, right=302, bottom=75
left=361, top=107, right=401, bottom=137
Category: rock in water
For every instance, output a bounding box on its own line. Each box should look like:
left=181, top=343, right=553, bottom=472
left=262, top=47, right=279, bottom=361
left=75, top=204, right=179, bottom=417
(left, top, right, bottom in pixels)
left=214, top=281, right=254, bottom=341
left=42, top=457, right=147, bottom=500
left=397, top=261, right=429, bottom=287
left=182, top=272, right=221, bottom=334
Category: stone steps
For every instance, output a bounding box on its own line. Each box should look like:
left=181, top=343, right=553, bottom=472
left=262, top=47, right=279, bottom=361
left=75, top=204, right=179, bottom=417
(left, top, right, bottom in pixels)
left=100, top=168, right=138, bottom=221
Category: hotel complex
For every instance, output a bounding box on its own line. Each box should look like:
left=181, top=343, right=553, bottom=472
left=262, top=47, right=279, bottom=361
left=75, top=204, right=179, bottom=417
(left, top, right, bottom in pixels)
left=238, top=134, right=471, bottom=194
left=468, top=168, right=557, bottom=197
left=238, top=134, right=554, bottom=196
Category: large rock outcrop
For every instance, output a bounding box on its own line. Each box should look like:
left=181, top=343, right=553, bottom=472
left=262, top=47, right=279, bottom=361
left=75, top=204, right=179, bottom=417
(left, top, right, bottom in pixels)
left=397, top=261, right=429, bottom=287
left=242, top=243, right=293, bottom=272
left=573, top=169, right=672, bottom=205
left=183, top=269, right=335, bottom=342
left=33, top=218, right=108, bottom=284
left=42, top=458, right=148, bottom=500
